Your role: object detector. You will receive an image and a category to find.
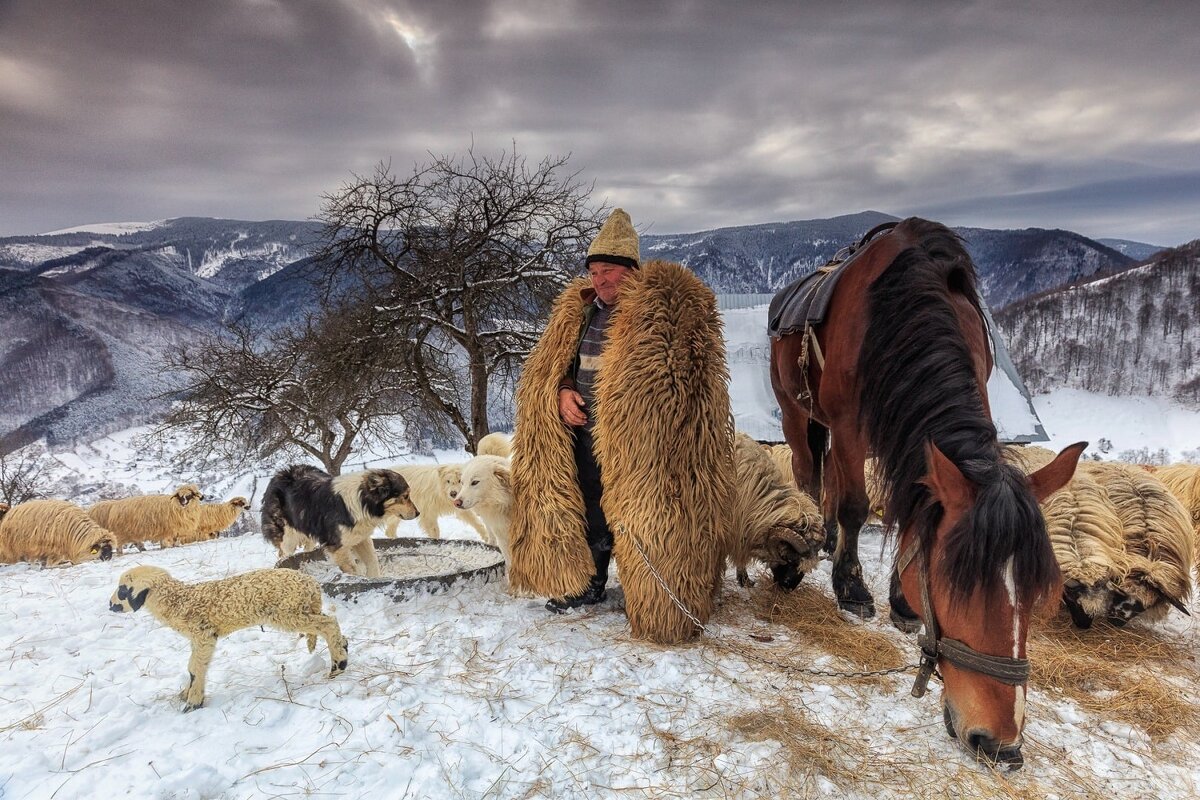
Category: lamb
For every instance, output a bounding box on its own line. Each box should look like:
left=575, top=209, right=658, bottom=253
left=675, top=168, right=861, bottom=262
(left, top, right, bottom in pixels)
left=0, top=499, right=116, bottom=565
left=108, top=565, right=348, bottom=712
left=453, top=455, right=513, bottom=560
left=1079, top=461, right=1193, bottom=625
left=727, top=433, right=824, bottom=589
left=0, top=502, right=9, bottom=524
left=189, top=497, right=250, bottom=545
left=88, top=484, right=205, bottom=552
left=476, top=432, right=514, bottom=458
left=382, top=464, right=491, bottom=543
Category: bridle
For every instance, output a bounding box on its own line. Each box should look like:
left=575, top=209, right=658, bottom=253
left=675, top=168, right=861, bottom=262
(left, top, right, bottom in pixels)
left=896, top=534, right=1031, bottom=699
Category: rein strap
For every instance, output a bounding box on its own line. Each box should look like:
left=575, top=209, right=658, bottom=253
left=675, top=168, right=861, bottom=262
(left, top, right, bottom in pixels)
left=897, top=537, right=1030, bottom=698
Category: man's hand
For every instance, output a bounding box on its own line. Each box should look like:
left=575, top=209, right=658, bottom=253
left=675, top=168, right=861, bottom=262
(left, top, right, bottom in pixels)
left=558, top=388, right=587, bottom=426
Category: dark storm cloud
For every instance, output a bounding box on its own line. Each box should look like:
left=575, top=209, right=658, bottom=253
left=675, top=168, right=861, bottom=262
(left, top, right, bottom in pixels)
left=2, top=0, right=1198, bottom=244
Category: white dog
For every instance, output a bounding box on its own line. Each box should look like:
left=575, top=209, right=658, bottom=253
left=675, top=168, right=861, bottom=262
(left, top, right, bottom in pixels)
left=383, top=464, right=492, bottom=544
left=476, top=432, right=513, bottom=458
left=454, top=455, right=513, bottom=560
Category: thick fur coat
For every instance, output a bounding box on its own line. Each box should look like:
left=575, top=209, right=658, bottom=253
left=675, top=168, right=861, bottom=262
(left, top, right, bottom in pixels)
left=510, top=260, right=734, bottom=643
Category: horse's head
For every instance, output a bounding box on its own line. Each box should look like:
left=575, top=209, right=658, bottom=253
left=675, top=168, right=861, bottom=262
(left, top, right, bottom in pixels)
left=897, top=440, right=1085, bottom=768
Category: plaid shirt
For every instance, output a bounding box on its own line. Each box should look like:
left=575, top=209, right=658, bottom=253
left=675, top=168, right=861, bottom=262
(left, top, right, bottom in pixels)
left=560, top=297, right=612, bottom=430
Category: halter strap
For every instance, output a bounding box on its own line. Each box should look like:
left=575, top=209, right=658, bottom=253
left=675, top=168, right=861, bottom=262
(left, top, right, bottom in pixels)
left=897, top=536, right=1030, bottom=698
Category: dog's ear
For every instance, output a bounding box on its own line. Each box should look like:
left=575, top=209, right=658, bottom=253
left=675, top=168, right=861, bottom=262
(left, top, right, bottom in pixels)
left=493, top=464, right=512, bottom=493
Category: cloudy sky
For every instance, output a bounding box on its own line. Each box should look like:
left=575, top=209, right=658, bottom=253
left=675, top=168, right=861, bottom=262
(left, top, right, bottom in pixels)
left=2, top=0, right=1198, bottom=244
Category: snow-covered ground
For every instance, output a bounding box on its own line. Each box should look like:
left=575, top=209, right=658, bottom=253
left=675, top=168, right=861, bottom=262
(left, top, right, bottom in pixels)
left=3, top=390, right=1199, bottom=798
left=1034, top=388, right=1200, bottom=462
left=1, top=519, right=1196, bottom=799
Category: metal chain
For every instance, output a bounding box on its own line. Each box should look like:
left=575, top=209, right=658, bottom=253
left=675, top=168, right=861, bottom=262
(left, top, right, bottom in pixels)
left=621, top=522, right=920, bottom=681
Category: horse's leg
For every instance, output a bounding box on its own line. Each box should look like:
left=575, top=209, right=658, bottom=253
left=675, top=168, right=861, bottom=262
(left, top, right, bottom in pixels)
left=827, top=441, right=875, bottom=617
left=888, top=567, right=921, bottom=632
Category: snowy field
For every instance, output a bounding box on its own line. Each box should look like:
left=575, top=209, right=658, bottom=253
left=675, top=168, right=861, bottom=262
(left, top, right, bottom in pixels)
left=1, top=518, right=1198, bottom=799
left=2, top=389, right=1199, bottom=798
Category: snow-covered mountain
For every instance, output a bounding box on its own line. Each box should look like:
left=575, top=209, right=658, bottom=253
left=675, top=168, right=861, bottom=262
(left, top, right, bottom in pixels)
left=995, top=240, right=1200, bottom=406
left=0, top=214, right=1169, bottom=452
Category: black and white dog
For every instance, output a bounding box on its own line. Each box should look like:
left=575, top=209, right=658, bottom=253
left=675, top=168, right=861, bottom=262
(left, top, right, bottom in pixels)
left=261, top=465, right=419, bottom=577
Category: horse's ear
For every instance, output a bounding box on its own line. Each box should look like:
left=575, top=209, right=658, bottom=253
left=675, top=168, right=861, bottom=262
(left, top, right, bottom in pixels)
left=923, top=440, right=974, bottom=514
left=1027, top=441, right=1087, bottom=504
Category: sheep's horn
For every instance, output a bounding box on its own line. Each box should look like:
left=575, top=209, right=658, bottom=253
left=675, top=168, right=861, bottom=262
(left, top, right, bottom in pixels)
left=1166, top=596, right=1191, bottom=617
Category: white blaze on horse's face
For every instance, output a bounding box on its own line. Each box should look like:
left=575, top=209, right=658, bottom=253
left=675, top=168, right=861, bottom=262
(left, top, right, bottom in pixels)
left=1004, top=557, right=1026, bottom=731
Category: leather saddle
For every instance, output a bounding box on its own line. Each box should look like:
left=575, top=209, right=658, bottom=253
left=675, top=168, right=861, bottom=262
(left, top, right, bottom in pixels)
left=767, top=221, right=898, bottom=339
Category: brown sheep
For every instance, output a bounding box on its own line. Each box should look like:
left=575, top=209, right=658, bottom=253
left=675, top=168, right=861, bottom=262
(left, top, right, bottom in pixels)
left=109, top=566, right=348, bottom=712
left=0, top=499, right=116, bottom=565
left=188, top=497, right=250, bottom=544
left=0, top=502, right=9, bottom=523
left=1080, top=461, right=1194, bottom=625
left=727, top=433, right=824, bottom=589
left=764, top=442, right=886, bottom=522
left=89, top=484, right=204, bottom=552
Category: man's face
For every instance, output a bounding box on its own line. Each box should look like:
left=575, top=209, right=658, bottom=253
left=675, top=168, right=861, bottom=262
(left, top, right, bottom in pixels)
left=588, top=261, right=634, bottom=305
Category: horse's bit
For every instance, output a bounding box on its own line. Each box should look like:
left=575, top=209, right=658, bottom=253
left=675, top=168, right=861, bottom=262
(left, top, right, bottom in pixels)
left=896, top=536, right=1031, bottom=698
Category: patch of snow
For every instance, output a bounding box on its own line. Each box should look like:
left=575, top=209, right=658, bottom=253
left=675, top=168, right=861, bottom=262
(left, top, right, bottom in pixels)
left=0, top=243, right=92, bottom=266
left=1031, top=387, right=1200, bottom=462
left=40, top=220, right=168, bottom=236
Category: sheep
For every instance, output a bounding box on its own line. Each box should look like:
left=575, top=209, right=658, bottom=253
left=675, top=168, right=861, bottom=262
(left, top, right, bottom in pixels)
left=108, top=565, right=348, bottom=712
left=382, top=464, right=491, bottom=543
left=763, top=442, right=885, bottom=522
left=1079, top=461, right=1194, bottom=625
left=0, top=502, right=9, bottom=523
left=0, top=499, right=116, bottom=565
left=727, top=433, right=825, bottom=589
left=1040, top=474, right=1130, bottom=628
left=476, top=432, right=514, bottom=459
left=1001, top=444, right=1057, bottom=474
left=188, top=497, right=250, bottom=545
left=88, top=484, right=205, bottom=553
left=453, top=455, right=513, bottom=560
left=1155, top=463, right=1200, bottom=555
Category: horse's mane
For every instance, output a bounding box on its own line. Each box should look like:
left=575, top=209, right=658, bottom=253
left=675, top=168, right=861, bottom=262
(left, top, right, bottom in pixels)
left=858, top=218, right=1058, bottom=605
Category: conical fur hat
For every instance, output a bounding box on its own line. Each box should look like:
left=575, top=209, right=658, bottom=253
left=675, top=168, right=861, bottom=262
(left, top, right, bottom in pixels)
left=586, top=208, right=639, bottom=269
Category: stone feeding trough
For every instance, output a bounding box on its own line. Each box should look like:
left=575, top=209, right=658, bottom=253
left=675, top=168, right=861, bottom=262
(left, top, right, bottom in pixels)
left=278, top=538, right=505, bottom=601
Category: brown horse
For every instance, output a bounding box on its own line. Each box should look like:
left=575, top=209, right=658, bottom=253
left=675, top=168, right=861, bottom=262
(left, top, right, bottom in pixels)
left=769, top=217, right=1084, bottom=766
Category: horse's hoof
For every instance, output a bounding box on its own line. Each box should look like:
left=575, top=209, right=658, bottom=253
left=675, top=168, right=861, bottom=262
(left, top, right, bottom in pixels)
left=889, top=607, right=922, bottom=633
left=838, top=599, right=876, bottom=618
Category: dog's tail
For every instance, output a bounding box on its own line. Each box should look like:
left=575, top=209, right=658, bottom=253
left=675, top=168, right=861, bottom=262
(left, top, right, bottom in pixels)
left=259, top=468, right=294, bottom=549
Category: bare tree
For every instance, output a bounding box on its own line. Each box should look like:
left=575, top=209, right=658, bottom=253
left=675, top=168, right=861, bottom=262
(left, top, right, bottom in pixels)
left=315, top=145, right=603, bottom=450
left=153, top=308, right=420, bottom=475
left=0, top=443, right=50, bottom=505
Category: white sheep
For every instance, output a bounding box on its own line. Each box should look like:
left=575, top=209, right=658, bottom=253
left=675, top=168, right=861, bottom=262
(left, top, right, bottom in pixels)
left=188, top=496, right=250, bottom=545
left=0, top=499, right=116, bottom=565
left=108, top=565, right=348, bottom=712
left=89, top=484, right=205, bottom=552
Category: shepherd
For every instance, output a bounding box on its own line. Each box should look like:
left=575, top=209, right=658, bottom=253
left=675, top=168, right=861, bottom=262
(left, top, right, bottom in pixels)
left=508, top=208, right=735, bottom=644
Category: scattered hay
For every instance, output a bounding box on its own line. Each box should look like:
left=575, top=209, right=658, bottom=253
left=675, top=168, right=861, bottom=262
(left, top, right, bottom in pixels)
left=740, top=582, right=908, bottom=681
left=728, top=703, right=870, bottom=792
left=1029, top=615, right=1200, bottom=741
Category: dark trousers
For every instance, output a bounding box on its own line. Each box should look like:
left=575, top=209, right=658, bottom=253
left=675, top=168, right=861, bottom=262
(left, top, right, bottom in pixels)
left=574, top=427, right=613, bottom=581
